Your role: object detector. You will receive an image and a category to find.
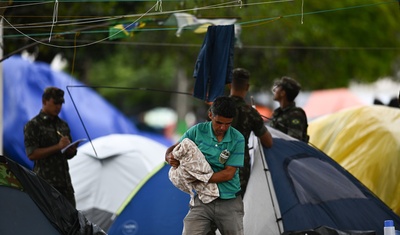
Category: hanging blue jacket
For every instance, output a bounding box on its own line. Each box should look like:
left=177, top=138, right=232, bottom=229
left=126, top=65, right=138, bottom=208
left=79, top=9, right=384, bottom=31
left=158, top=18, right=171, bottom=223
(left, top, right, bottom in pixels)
left=193, top=25, right=235, bottom=102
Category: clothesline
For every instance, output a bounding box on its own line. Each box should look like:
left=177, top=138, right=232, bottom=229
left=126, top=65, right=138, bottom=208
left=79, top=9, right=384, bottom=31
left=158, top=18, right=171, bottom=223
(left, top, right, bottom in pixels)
left=1, top=0, right=396, bottom=49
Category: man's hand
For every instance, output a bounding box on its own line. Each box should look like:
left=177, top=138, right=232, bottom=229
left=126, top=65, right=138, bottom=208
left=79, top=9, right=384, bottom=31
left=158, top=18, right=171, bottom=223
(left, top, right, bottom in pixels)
left=58, top=136, right=71, bottom=149
left=166, top=152, right=180, bottom=168
left=65, top=143, right=78, bottom=157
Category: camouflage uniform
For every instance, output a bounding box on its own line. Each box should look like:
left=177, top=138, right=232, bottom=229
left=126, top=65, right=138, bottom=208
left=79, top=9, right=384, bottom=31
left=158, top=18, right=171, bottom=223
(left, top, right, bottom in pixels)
left=270, top=103, right=309, bottom=143
left=24, top=110, right=76, bottom=207
left=230, top=95, right=269, bottom=197
left=0, top=162, right=23, bottom=190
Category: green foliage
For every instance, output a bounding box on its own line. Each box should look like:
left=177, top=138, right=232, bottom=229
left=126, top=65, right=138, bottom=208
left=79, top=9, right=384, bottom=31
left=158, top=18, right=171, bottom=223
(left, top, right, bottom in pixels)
left=86, top=45, right=178, bottom=115
left=231, top=0, right=400, bottom=90
left=2, top=0, right=400, bottom=113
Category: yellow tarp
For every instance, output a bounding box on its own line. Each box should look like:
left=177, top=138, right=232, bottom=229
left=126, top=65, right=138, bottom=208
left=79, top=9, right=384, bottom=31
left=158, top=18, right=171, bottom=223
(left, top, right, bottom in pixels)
left=308, top=105, right=400, bottom=216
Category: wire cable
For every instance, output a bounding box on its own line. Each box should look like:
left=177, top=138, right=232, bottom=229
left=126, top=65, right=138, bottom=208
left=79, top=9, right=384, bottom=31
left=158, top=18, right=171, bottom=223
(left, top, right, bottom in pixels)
left=65, top=84, right=193, bottom=157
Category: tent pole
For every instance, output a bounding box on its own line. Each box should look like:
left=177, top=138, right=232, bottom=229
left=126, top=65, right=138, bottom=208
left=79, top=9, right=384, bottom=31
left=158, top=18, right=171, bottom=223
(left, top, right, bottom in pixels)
left=256, top=134, right=283, bottom=233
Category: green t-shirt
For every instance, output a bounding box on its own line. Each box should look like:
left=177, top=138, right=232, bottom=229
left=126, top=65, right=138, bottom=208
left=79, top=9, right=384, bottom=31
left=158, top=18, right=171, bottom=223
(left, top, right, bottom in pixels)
left=180, top=122, right=245, bottom=199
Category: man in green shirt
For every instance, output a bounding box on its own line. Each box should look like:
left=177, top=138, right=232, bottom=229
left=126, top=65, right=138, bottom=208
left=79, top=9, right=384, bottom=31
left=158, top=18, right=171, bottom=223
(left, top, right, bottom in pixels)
left=166, top=96, right=245, bottom=235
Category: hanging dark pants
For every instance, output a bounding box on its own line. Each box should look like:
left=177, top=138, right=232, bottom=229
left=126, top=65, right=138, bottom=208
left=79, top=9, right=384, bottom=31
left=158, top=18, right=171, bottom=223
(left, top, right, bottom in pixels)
left=193, top=25, right=235, bottom=102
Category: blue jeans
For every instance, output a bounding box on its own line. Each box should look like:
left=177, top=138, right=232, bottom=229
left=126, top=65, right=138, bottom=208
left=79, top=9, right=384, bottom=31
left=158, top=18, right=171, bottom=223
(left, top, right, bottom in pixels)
left=182, top=195, right=244, bottom=235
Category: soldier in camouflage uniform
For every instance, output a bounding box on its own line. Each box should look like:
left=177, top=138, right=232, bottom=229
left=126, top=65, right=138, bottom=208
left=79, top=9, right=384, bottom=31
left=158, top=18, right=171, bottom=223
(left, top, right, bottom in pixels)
left=24, top=87, right=77, bottom=207
left=270, top=77, right=309, bottom=143
left=230, top=68, right=273, bottom=197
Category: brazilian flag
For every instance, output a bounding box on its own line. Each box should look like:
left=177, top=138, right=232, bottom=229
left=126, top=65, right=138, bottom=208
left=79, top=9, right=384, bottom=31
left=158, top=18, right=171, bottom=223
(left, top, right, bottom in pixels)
left=109, top=21, right=146, bottom=40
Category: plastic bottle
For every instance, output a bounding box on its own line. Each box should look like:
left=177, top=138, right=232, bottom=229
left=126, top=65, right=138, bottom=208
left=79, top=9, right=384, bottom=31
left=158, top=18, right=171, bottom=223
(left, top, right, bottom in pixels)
left=384, top=220, right=395, bottom=235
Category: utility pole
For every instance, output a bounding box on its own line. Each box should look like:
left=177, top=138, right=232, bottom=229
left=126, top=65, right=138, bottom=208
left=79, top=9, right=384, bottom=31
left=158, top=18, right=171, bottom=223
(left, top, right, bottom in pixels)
left=1, top=2, right=11, bottom=155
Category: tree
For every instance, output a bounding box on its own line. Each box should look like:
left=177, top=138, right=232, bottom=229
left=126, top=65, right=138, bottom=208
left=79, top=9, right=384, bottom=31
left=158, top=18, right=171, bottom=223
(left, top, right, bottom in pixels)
left=2, top=0, right=399, bottom=114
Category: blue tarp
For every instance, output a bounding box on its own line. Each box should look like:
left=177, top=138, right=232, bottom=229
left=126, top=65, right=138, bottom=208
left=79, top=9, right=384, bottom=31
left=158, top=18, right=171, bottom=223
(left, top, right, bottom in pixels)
left=3, top=55, right=171, bottom=169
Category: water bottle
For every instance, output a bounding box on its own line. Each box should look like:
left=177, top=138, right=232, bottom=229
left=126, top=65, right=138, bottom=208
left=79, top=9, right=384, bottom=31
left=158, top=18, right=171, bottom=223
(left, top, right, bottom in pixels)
left=384, top=220, right=395, bottom=235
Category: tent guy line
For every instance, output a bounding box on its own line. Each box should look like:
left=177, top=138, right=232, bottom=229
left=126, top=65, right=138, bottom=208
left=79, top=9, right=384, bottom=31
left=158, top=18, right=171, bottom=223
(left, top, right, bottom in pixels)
left=65, top=84, right=193, bottom=158
left=66, top=86, right=98, bottom=158
left=66, top=84, right=192, bottom=95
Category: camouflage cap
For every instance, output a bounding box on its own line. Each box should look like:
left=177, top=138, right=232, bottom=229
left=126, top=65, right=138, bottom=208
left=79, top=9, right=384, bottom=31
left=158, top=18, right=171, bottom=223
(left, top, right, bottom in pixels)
left=42, top=87, right=65, bottom=104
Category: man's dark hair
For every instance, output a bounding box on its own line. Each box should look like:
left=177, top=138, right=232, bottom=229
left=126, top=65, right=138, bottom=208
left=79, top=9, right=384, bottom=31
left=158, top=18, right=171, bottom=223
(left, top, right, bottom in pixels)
left=275, top=77, right=301, bottom=102
left=232, top=68, right=250, bottom=91
left=210, top=96, right=237, bottom=118
left=42, top=87, right=65, bottom=104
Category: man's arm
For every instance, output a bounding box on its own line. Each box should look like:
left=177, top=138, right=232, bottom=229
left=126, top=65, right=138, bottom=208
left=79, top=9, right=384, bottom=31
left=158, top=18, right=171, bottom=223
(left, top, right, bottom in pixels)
left=250, top=108, right=273, bottom=148
left=259, top=130, right=273, bottom=148
left=28, top=136, right=71, bottom=160
left=208, top=166, right=237, bottom=183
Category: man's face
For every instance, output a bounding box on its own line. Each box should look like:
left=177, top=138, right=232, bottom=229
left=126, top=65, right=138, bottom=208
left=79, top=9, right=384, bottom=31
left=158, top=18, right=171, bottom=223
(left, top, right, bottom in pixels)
left=208, top=113, right=233, bottom=139
left=272, top=85, right=284, bottom=101
left=42, top=98, right=63, bottom=117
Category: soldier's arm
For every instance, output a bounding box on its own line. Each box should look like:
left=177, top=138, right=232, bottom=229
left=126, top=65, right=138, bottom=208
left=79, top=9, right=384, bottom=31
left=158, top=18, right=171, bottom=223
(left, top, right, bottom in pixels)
left=28, top=136, right=70, bottom=160
left=250, top=108, right=273, bottom=148
left=259, top=131, right=273, bottom=148
left=25, top=121, right=71, bottom=160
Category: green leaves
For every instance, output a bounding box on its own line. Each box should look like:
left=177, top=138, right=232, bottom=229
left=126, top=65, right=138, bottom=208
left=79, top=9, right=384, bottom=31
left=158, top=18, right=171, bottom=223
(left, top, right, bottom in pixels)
left=3, top=0, right=398, bottom=114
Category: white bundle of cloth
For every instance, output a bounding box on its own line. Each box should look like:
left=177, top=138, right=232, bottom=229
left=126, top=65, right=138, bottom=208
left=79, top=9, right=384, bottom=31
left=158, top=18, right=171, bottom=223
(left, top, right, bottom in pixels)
left=168, top=138, right=220, bottom=206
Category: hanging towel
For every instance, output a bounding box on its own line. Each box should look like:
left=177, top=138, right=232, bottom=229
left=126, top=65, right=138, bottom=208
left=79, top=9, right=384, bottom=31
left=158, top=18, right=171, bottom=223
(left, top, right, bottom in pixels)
left=193, top=25, right=235, bottom=102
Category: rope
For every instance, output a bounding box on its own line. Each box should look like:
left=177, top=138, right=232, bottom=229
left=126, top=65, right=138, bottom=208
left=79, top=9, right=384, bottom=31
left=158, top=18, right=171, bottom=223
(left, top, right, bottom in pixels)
left=48, top=0, right=58, bottom=42
left=65, top=84, right=193, bottom=157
